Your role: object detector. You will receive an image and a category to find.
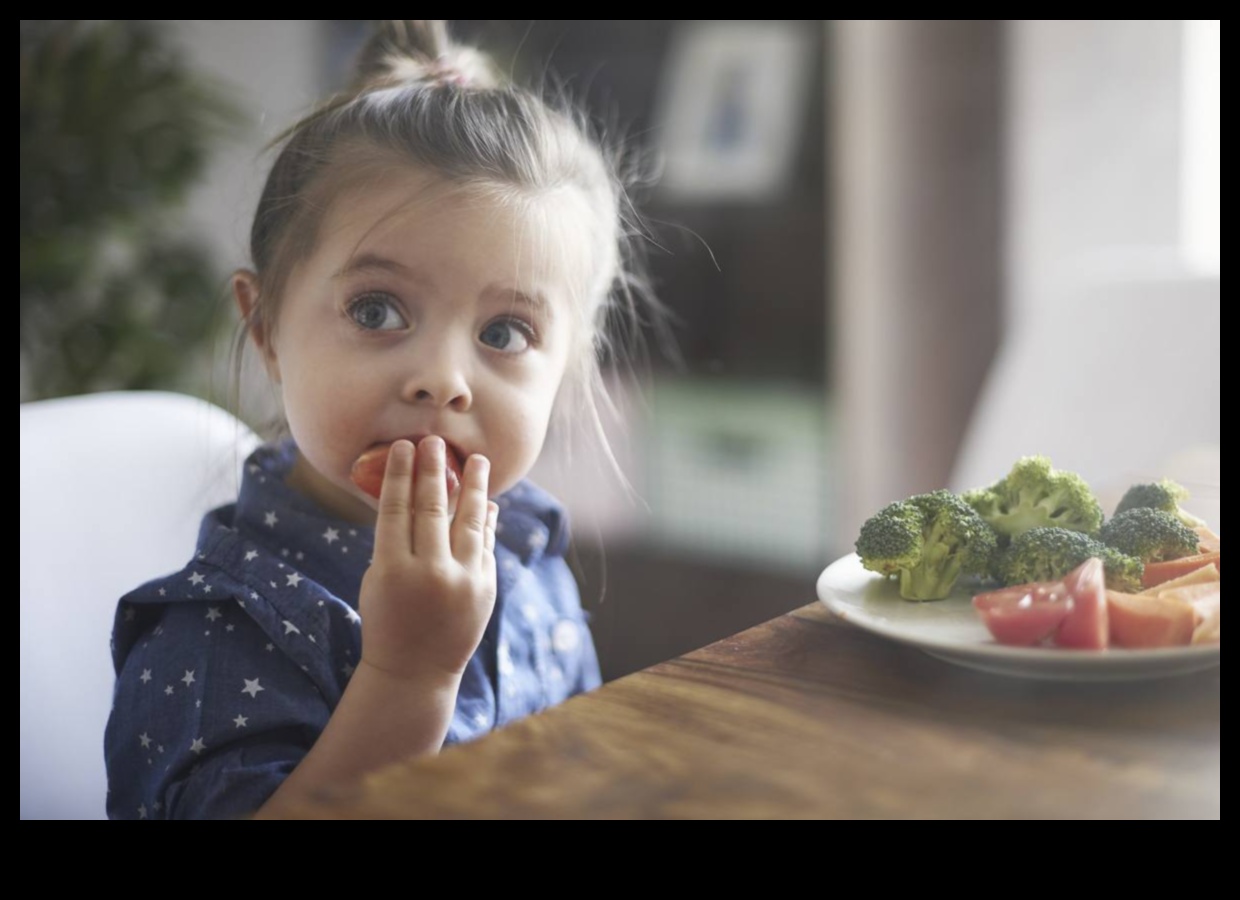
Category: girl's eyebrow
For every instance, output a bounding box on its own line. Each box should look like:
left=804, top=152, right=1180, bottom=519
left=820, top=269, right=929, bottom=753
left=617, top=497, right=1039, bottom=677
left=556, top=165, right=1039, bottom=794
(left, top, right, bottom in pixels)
left=484, top=285, right=553, bottom=322
left=333, top=253, right=431, bottom=283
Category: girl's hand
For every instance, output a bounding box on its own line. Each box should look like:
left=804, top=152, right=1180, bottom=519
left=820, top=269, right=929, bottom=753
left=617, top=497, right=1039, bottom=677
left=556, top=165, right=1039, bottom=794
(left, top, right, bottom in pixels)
left=357, top=437, right=499, bottom=683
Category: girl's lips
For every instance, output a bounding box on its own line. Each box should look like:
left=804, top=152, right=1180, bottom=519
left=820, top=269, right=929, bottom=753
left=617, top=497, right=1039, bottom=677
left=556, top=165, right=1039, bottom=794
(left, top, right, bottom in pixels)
left=349, top=437, right=464, bottom=500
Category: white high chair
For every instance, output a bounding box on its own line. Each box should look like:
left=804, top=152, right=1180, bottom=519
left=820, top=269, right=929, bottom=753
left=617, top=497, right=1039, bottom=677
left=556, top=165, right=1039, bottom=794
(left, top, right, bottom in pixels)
left=19, top=391, right=260, bottom=820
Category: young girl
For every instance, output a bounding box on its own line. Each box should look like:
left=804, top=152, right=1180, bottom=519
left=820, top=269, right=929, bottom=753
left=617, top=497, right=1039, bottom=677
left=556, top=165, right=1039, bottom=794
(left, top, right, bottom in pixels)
left=104, top=20, right=659, bottom=820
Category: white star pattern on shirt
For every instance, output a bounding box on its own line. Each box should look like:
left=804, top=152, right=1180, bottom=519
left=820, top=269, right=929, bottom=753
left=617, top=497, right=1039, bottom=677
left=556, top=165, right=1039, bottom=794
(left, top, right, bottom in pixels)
left=242, top=678, right=264, bottom=698
left=345, top=607, right=361, bottom=624
left=497, top=640, right=514, bottom=676
left=188, top=571, right=205, bottom=587
left=138, top=803, right=148, bottom=819
left=181, top=670, right=196, bottom=687
left=233, top=714, right=248, bottom=728
left=189, top=738, right=206, bottom=755
left=139, top=668, right=152, bottom=683
left=286, top=572, right=304, bottom=588
left=205, top=606, right=222, bottom=622
left=139, top=732, right=152, bottom=749
left=528, top=529, right=548, bottom=552
left=264, top=511, right=278, bottom=527
left=282, top=620, right=301, bottom=635
left=323, top=527, right=339, bottom=544
left=244, top=549, right=259, bottom=561
left=164, top=685, right=174, bottom=695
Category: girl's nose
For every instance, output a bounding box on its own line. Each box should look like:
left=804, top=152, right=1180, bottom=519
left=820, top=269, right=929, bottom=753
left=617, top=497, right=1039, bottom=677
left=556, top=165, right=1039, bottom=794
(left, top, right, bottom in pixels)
left=401, top=352, right=473, bottom=411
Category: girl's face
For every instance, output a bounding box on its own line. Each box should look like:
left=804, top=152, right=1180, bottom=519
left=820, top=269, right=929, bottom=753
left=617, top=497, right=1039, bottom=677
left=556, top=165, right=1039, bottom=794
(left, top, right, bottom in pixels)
left=237, top=167, right=591, bottom=525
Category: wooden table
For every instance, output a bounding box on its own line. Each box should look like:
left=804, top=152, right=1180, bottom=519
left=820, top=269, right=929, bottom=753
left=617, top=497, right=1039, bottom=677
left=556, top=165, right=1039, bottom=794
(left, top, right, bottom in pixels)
left=270, top=602, right=1221, bottom=819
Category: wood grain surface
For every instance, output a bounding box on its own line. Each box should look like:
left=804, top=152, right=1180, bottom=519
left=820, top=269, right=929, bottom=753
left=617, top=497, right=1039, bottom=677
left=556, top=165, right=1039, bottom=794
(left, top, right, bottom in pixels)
left=266, top=603, right=1221, bottom=820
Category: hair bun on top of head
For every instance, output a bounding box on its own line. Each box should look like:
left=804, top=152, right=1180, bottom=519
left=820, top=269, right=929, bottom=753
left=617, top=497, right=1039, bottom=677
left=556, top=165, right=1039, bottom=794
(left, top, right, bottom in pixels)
left=352, top=20, right=502, bottom=91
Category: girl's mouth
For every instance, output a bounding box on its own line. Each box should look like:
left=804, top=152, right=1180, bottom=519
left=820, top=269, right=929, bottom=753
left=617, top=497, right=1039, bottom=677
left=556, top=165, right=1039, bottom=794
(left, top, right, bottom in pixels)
left=349, top=437, right=464, bottom=500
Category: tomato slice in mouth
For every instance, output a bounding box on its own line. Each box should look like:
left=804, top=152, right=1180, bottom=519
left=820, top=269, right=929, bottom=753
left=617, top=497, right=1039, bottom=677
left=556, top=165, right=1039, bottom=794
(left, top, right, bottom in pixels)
left=349, top=439, right=464, bottom=500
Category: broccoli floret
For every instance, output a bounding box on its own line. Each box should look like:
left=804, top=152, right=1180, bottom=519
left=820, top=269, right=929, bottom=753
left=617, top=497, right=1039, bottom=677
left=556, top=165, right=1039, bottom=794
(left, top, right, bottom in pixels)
left=1095, top=545, right=1147, bottom=594
left=856, top=489, right=997, bottom=601
left=963, top=455, right=1104, bottom=544
left=1100, top=507, right=1200, bottom=564
left=1113, top=479, right=1208, bottom=529
left=998, top=526, right=1144, bottom=593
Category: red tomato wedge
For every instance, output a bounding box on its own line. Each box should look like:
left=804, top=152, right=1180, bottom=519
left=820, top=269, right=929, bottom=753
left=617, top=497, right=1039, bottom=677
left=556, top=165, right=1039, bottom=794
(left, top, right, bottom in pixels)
left=1056, top=557, right=1108, bottom=649
left=350, top=440, right=463, bottom=500
left=972, top=557, right=1109, bottom=649
left=972, top=582, right=1072, bottom=646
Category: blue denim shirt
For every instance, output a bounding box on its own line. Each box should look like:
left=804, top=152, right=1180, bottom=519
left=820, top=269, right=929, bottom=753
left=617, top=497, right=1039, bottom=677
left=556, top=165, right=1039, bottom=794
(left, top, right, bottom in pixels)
left=104, top=440, right=601, bottom=820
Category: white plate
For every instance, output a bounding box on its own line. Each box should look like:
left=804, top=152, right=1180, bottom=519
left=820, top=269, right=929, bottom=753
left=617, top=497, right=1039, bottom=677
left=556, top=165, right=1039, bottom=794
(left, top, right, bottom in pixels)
left=816, top=554, right=1220, bottom=681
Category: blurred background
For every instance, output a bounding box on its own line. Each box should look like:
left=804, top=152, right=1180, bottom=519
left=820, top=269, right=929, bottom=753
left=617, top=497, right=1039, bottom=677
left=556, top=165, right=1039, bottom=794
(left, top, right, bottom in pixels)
left=20, top=20, right=1219, bottom=682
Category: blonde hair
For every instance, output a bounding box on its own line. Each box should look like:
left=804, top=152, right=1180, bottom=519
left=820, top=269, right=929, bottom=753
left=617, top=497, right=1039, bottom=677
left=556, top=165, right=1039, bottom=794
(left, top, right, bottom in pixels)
left=234, top=20, right=666, bottom=486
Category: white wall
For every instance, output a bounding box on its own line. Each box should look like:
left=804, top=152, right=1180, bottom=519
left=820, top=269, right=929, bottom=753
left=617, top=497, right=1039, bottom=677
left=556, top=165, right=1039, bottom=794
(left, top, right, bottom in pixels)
left=166, top=20, right=323, bottom=275
left=951, top=21, right=1220, bottom=517
left=164, top=20, right=324, bottom=426
left=1005, top=20, right=1184, bottom=323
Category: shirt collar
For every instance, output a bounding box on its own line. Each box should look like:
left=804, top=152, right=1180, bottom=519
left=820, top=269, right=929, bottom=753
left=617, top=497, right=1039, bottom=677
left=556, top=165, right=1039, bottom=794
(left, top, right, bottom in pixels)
left=494, top=479, right=569, bottom=565
left=233, top=439, right=374, bottom=604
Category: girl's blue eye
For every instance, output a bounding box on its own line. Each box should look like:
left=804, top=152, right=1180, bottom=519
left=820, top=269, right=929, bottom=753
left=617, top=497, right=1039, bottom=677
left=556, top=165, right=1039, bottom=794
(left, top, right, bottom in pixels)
left=479, top=318, right=533, bottom=353
left=347, top=293, right=406, bottom=331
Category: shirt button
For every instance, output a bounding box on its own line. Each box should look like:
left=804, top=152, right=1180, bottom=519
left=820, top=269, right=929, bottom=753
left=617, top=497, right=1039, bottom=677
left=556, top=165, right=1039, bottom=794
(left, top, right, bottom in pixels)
left=551, top=619, right=580, bottom=654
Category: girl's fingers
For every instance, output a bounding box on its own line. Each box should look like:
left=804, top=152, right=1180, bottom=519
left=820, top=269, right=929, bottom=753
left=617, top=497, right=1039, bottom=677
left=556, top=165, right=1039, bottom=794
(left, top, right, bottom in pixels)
left=372, top=439, right=415, bottom=558
left=450, top=454, right=491, bottom=566
left=484, top=501, right=499, bottom=553
left=482, top=502, right=499, bottom=585
left=412, top=436, right=451, bottom=558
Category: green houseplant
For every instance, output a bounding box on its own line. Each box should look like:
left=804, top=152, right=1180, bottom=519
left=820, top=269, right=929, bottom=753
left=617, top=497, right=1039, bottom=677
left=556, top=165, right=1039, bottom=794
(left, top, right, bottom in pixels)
left=20, top=20, right=246, bottom=402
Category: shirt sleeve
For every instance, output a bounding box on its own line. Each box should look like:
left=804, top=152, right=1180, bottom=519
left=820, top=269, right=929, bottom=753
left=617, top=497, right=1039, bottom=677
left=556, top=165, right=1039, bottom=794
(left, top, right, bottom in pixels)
left=105, top=598, right=329, bottom=820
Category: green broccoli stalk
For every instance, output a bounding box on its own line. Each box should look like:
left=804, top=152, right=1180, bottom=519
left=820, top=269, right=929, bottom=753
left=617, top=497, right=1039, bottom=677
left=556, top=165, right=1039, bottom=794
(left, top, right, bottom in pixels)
left=998, top=526, right=1144, bottom=593
left=962, top=455, right=1103, bottom=544
left=1100, top=507, right=1201, bottom=564
left=1113, top=479, right=1208, bottom=529
left=856, top=490, right=997, bottom=601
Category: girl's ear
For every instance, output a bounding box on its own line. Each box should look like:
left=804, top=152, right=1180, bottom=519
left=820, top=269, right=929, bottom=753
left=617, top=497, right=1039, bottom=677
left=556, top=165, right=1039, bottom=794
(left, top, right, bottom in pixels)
left=232, top=270, right=281, bottom=383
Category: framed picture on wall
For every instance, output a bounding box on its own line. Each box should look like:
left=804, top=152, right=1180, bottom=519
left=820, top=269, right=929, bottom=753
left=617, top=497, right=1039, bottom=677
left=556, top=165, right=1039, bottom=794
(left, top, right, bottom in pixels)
left=653, top=20, right=815, bottom=202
